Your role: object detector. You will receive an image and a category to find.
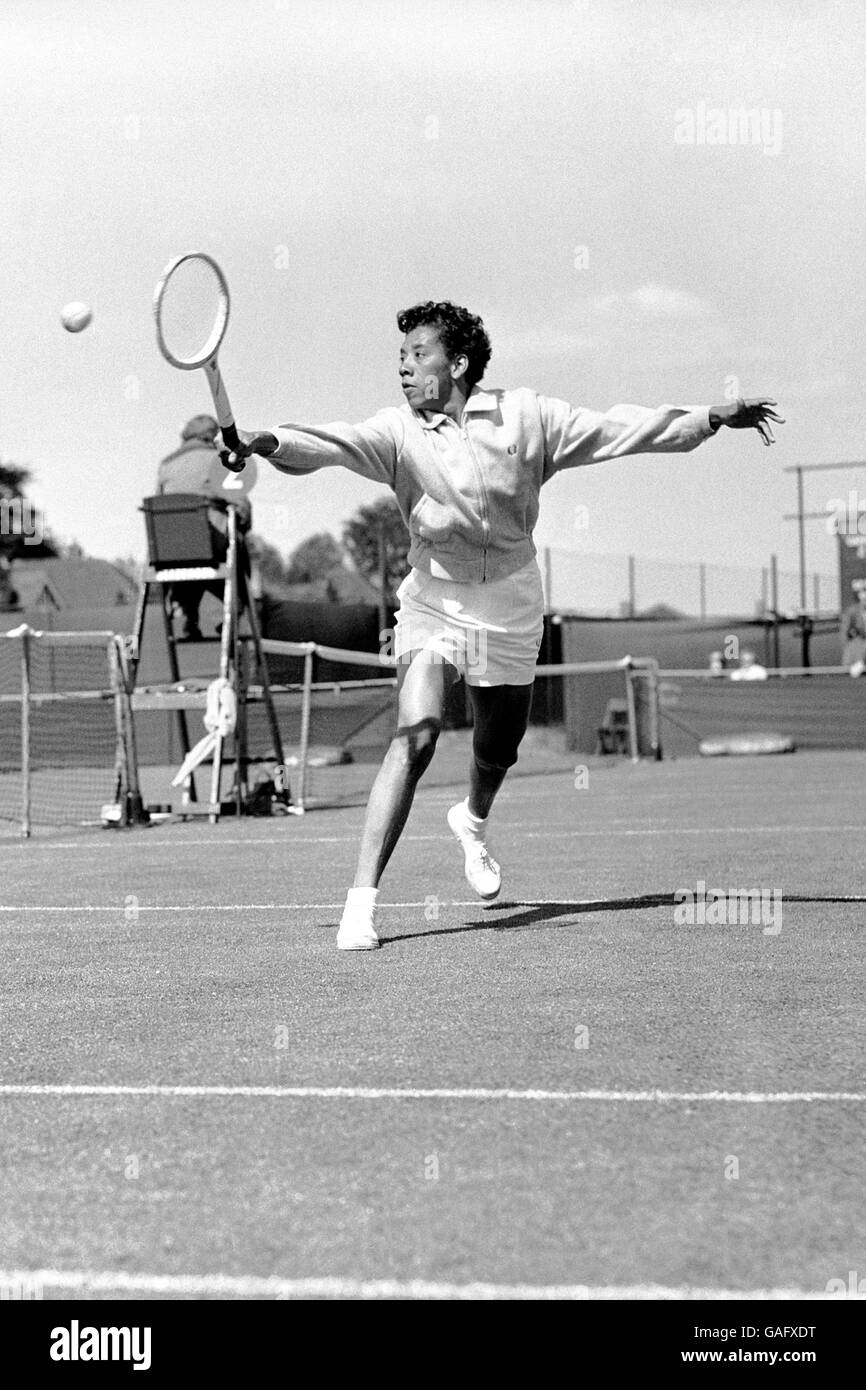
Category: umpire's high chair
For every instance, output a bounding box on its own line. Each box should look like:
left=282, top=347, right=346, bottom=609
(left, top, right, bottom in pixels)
left=129, top=494, right=289, bottom=820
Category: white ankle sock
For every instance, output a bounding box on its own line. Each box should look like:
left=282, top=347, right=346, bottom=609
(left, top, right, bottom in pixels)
left=462, top=799, right=488, bottom=837
left=342, top=886, right=379, bottom=924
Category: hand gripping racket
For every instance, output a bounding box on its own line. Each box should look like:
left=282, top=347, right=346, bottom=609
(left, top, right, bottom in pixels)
left=154, top=251, right=247, bottom=472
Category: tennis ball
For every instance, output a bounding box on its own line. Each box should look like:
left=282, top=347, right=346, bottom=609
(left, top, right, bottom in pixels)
left=61, top=301, right=93, bottom=333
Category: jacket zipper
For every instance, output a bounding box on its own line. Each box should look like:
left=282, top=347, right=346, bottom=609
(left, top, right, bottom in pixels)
left=460, top=418, right=490, bottom=582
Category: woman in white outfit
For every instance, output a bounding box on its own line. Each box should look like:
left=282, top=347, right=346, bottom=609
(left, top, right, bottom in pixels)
left=227, top=301, right=782, bottom=950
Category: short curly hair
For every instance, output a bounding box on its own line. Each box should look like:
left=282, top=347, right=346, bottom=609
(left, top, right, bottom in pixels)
left=396, top=300, right=491, bottom=389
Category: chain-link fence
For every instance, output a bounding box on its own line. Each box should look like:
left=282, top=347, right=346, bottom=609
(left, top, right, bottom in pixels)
left=541, top=548, right=837, bottom=619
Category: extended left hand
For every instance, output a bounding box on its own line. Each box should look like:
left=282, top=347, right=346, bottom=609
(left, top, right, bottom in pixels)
left=715, top=398, right=785, bottom=446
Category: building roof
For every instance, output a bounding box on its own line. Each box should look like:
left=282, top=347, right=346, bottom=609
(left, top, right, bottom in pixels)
left=10, top=558, right=138, bottom=610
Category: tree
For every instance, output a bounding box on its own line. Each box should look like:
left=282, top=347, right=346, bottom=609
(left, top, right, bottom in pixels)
left=284, top=532, right=345, bottom=584
left=0, top=461, right=31, bottom=502
left=341, top=497, right=409, bottom=605
left=246, top=535, right=293, bottom=590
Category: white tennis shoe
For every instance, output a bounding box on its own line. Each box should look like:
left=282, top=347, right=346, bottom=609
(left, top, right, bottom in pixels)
left=336, top=890, right=380, bottom=951
left=447, top=800, right=502, bottom=901
left=336, top=917, right=380, bottom=951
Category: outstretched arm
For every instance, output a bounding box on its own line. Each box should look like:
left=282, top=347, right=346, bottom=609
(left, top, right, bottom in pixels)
left=219, top=411, right=403, bottom=489
left=540, top=394, right=784, bottom=480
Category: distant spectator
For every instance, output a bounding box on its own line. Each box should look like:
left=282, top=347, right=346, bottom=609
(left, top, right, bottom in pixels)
left=840, top=580, right=866, bottom=676
left=729, top=649, right=768, bottom=681
left=707, top=650, right=724, bottom=677
left=155, top=415, right=252, bottom=640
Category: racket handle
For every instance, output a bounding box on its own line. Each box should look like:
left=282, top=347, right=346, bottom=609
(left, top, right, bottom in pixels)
left=220, top=422, right=247, bottom=472
left=203, top=357, right=246, bottom=472
left=218, top=417, right=246, bottom=472
left=221, top=421, right=241, bottom=452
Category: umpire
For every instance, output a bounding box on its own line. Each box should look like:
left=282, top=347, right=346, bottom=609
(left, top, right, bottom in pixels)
left=156, top=414, right=252, bottom=640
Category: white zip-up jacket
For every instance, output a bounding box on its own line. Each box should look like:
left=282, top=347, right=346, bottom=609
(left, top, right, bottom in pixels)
left=268, top=387, right=715, bottom=584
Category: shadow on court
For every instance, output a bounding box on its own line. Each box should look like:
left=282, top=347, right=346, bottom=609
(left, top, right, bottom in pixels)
left=382, top=894, right=674, bottom=944
left=382, top=890, right=866, bottom=944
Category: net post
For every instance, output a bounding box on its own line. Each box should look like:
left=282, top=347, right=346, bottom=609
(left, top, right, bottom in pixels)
left=20, top=626, right=32, bottom=838
left=211, top=509, right=238, bottom=822
left=113, top=636, right=147, bottom=826
left=632, top=659, right=662, bottom=761
left=647, top=661, right=662, bottom=760
left=623, top=657, right=639, bottom=763
left=228, top=506, right=244, bottom=820
left=108, top=636, right=126, bottom=819
left=297, top=644, right=315, bottom=812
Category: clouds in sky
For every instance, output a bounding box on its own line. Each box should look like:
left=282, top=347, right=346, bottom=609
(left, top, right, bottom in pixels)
left=492, top=284, right=711, bottom=368
left=593, top=283, right=712, bottom=320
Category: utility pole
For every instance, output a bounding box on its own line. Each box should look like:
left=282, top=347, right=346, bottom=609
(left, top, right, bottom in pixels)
left=783, top=460, right=866, bottom=614
left=795, top=465, right=806, bottom=612
left=769, top=553, right=780, bottom=667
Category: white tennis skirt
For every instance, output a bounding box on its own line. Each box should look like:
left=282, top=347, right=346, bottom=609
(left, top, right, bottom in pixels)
left=393, top=558, right=545, bottom=687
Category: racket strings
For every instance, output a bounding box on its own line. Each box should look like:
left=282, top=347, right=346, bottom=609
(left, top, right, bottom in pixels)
left=156, top=255, right=228, bottom=366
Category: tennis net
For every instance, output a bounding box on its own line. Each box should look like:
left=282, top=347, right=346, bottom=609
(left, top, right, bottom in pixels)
left=125, top=638, right=663, bottom=815
left=257, top=638, right=398, bottom=810
left=256, top=643, right=659, bottom=809
left=0, top=627, right=133, bottom=834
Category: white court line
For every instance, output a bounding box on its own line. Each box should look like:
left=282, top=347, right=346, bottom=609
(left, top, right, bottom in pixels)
left=0, top=1268, right=853, bottom=1300
left=7, top=823, right=866, bottom=850
left=2, top=894, right=864, bottom=914
left=1, top=1084, right=864, bottom=1102
left=0, top=901, right=481, bottom=914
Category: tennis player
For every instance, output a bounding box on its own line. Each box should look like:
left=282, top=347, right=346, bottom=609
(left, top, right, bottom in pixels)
left=226, top=302, right=782, bottom=950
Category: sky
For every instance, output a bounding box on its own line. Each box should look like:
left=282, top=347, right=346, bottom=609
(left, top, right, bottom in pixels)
left=2, top=0, right=865, bottom=608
